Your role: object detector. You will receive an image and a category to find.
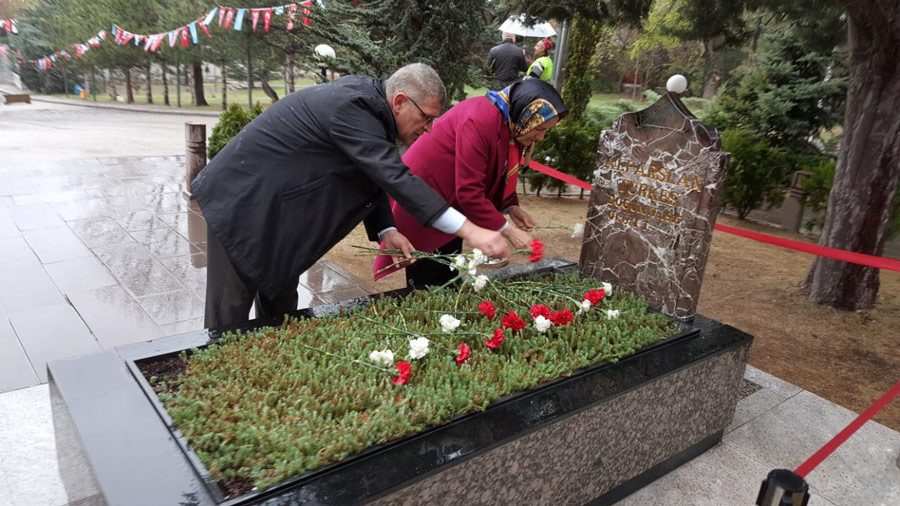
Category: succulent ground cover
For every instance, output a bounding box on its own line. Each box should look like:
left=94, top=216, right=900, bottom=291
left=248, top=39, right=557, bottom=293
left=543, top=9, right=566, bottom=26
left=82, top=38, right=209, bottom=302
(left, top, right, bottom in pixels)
left=147, top=273, right=678, bottom=495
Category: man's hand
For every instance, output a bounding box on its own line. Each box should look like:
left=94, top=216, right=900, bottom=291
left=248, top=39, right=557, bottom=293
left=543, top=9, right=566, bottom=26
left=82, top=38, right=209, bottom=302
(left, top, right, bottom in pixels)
left=456, top=220, right=510, bottom=260
left=382, top=230, right=416, bottom=266
left=507, top=206, right=537, bottom=232
left=502, top=226, right=533, bottom=249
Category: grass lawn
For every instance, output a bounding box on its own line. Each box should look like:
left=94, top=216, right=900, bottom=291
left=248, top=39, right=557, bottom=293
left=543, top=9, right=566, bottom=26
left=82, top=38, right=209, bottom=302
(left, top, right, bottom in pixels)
left=46, top=78, right=316, bottom=110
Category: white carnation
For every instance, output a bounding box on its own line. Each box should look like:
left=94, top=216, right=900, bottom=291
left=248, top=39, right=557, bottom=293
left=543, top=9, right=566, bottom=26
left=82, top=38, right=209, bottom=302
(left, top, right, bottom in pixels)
left=452, top=254, right=467, bottom=271
left=439, top=314, right=461, bottom=333
left=602, top=282, right=613, bottom=296
left=534, top=315, right=552, bottom=333
left=606, top=309, right=621, bottom=319
left=368, top=349, right=394, bottom=367
left=408, top=336, right=430, bottom=360
left=473, top=274, right=489, bottom=292
left=571, top=223, right=585, bottom=238
left=577, top=299, right=592, bottom=314
left=471, top=248, right=488, bottom=267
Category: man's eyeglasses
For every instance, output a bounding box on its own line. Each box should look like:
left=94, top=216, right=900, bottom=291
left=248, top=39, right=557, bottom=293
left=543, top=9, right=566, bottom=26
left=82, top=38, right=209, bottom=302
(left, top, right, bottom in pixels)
left=406, top=96, right=438, bottom=125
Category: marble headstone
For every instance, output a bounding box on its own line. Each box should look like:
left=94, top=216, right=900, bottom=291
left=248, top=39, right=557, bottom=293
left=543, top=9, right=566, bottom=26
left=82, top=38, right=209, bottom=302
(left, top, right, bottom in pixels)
left=578, top=88, right=728, bottom=320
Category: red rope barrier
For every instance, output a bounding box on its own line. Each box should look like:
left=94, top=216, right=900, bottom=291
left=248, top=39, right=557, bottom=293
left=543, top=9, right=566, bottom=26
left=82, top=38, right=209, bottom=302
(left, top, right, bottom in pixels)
left=526, top=162, right=900, bottom=273
left=794, top=380, right=900, bottom=478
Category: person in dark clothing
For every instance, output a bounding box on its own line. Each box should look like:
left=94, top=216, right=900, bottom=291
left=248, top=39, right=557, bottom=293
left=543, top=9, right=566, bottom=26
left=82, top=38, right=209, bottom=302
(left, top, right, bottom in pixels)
left=192, top=63, right=510, bottom=329
left=487, top=32, right=527, bottom=88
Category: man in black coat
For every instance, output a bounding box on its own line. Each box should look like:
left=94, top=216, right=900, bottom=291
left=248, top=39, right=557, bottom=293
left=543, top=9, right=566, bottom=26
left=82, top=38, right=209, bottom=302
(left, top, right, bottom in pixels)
left=487, top=32, right=528, bottom=88
left=192, top=63, right=509, bottom=328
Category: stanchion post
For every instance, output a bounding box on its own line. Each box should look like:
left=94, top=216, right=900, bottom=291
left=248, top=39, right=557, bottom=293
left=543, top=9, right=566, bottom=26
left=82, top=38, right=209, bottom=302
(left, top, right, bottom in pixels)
left=756, top=469, right=810, bottom=506
left=184, top=123, right=207, bottom=200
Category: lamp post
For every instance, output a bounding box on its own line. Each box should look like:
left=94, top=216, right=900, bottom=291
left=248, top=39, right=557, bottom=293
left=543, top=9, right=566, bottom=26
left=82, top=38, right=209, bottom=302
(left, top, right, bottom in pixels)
left=314, top=44, right=336, bottom=81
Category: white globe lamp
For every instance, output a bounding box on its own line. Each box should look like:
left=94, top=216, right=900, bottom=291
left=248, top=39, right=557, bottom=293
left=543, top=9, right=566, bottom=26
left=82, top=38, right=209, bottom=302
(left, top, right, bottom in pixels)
left=666, top=74, right=688, bottom=94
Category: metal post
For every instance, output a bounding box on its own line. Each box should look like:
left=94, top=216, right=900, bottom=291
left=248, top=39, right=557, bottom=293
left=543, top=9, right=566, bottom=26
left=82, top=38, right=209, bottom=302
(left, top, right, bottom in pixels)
left=184, top=123, right=207, bottom=199
left=756, top=469, right=810, bottom=506
left=551, top=20, right=570, bottom=88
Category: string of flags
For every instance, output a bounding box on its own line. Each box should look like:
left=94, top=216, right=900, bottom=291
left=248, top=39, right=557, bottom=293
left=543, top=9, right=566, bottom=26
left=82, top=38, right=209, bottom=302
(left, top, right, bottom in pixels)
left=18, top=2, right=315, bottom=71
left=0, top=19, right=18, bottom=35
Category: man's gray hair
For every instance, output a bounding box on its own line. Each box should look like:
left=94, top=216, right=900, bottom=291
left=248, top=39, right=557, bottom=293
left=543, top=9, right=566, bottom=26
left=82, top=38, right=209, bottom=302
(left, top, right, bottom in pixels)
left=502, top=32, right=516, bottom=42
left=386, top=63, right=446, bottom=105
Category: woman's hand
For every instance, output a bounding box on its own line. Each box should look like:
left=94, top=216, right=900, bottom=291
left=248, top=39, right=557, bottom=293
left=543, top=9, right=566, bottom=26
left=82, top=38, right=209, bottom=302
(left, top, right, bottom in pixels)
left=507, top=206, right=537, bottom=232
left=502, top=225, right=533, bottom=249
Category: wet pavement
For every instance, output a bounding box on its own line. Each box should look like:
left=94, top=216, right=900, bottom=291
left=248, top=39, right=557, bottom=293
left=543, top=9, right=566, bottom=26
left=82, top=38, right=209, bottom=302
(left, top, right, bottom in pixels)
left=0, top=102, right=370, bottom=394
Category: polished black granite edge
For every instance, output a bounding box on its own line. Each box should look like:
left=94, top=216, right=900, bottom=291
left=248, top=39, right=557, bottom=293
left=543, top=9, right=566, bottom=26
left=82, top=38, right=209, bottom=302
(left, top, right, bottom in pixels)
left=118, top=257, right=751, bottom=504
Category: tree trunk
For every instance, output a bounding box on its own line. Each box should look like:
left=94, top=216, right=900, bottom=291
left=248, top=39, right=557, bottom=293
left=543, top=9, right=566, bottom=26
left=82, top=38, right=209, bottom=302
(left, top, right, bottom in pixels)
left=701, top=39, right=722, bottom=99
left=145, top=64, right=153, bottom=104
left=107, top=69, right=117, bottom=100
left=288, top=54, right=295, bottom=93
left=192, top=61, right=208, bottom=106
left=283, top=55, right=289, bottom=96
left=261, top=78, right=279, bottom=103
left=187, top=64, right=196, bottom=105
left=125, top=67, right=134, bottom=104
left=806, top=6, right=900, bottom=309
left=162, top=63, right=169, bottom=106
left=221, top=60, right=227, bottom=110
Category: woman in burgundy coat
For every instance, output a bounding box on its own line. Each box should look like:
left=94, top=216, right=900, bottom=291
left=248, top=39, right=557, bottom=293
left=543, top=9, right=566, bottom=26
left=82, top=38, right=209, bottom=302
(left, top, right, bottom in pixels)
left=375, top=79, right=567, bottom=287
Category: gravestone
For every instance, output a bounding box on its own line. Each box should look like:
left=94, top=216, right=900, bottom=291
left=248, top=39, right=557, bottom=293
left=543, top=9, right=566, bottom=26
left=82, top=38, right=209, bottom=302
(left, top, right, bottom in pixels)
left=579, top=75, right=728, bottom=320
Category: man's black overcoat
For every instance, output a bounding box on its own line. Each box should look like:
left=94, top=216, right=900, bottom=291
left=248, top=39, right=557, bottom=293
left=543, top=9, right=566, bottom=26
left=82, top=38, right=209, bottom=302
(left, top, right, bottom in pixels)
left=192, top=76, right=449, bottom=298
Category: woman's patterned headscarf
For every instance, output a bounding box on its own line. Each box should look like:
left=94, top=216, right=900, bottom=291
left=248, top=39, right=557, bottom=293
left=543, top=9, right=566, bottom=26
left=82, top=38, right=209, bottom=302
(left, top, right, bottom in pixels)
left=486, top=78, right=567, bottom=140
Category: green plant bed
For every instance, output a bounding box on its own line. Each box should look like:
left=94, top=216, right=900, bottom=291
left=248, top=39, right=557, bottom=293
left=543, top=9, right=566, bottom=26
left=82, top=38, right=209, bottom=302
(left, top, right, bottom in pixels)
left=147, top=273, right=677, bottom=495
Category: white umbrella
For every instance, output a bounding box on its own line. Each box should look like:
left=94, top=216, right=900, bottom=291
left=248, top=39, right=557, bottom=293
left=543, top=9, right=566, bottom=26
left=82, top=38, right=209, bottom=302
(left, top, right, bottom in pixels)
left=498, top=14, right=557, bottom=38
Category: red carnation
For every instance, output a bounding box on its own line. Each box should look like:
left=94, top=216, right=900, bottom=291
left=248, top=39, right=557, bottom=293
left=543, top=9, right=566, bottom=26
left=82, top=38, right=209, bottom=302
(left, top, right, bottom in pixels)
left=485, top=328, right=505, bottom=350
left=501, top=311, right=526, bottom=332
left=478, top=300, right=496, bottom=320
left=583, top=289, right=606, bottom=306
left=549, top=309, right=574, bottom=326
left=529, top=238, right=544, bottom=263
left=530, top=304, right=551, bottom=319
left=392, top=361, right=412, bottom=385
left=455, top=343, right=471, bottom=366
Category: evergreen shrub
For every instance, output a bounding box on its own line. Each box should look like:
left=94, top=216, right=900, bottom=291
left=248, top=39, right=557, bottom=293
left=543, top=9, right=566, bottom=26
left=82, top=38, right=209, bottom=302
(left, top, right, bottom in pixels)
left=208, top=102, right=265, bottom=159
left=720, top=129, right=793, bottom=219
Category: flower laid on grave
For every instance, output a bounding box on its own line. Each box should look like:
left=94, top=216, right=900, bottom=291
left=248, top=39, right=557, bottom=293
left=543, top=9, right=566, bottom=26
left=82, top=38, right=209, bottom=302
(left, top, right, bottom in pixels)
left=408, top=336, right=431, bottom=359
left=150, top=273, right=674, bottom=492
left=533, top=316, right=552, bottom=333
left=478, top=300, right=496, bottom=320
left=501, top=311, right=526, bottom=332
left=455, top=343, right=471, bottom=365
left=393, top=361, right=412, bottom=385
left=485, top=327, right=506, bottom=349
left=529, top=238, right=544, bottom=262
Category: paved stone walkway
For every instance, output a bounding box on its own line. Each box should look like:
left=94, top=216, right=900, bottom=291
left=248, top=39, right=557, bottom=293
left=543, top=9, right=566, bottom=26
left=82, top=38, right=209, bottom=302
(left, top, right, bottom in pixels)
left=0, top=155, right=369, bottom=392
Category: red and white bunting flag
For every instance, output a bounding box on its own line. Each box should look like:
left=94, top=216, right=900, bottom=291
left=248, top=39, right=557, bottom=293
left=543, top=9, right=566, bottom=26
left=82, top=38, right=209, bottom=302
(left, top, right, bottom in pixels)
left=302, top=0, right=313, bottom=27
left=263, top=9, right=273, bottom=32
left=197, top=20, right=212, bottom=38
left=251, top=9, right=260, bottom=31
left=287, top=4, right=297, bottom=31
left=180, top=27, right=190, bottom=48
left=150, top=34, right=164, bottom=52
left=224, top=8, right=235, bottom=30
